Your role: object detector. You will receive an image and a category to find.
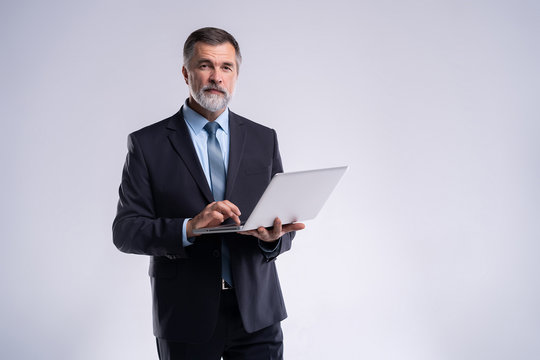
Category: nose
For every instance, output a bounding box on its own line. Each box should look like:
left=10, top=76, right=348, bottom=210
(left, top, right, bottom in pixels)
left=209, top=69, right=223, bottom=84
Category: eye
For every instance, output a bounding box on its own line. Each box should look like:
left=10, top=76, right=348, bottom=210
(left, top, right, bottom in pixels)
left=223, top=66, right=233, bottom=72
left=199, top=64, right=208, bottom=69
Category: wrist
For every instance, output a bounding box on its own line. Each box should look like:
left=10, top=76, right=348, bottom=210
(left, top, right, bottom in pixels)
left=186, top=219, right=195, bottom=238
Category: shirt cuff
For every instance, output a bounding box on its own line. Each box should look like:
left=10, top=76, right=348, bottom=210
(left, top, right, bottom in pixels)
left=258, top=238, right=281, bottom=253
left=182, top=218, right=195, bottom=247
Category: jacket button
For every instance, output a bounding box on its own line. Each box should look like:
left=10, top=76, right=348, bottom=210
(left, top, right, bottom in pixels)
left=212, top=249, right=220, bottom=258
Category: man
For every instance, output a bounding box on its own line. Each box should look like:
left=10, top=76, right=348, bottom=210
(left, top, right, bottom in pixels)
left=113, top=27, right=304, bottom=360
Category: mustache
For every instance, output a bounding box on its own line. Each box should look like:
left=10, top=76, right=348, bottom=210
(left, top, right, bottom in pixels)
left=202, top=84, right=228, bottom=95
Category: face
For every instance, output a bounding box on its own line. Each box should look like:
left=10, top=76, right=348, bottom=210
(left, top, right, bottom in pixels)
left=182, top=42, right=239, bottom=113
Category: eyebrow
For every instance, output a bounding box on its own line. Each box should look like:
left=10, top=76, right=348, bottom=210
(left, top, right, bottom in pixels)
left=197, top=58, right=235, bottom=69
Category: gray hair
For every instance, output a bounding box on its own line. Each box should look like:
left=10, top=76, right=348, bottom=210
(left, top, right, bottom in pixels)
left=183, top=27, right=242, bottom=72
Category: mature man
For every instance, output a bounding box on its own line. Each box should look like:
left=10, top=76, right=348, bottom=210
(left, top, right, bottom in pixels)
left=113, top=27, right=304, bottom=359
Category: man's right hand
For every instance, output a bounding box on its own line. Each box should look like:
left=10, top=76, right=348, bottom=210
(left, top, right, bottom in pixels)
left=186, top=200, right=242, bottom=238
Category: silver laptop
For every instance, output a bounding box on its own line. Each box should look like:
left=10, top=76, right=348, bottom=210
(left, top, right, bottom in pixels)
left=193, top=166, right=348, bottom=234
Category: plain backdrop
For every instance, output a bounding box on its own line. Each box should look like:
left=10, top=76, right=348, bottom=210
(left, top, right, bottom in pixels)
left=1, top=0, right=539, bottom=359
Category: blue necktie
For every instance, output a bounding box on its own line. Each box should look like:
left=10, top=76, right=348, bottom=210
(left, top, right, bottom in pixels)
left=204, top=122, right=232, bottom=286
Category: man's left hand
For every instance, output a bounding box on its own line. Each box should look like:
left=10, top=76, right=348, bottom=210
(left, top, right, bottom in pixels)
left=238, top=217, right=305, bottom=242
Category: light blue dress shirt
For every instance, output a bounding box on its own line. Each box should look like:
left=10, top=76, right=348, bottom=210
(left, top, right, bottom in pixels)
left=180, top=101, right=280, bottom=255
left=181, top=101, right=230, bottom=247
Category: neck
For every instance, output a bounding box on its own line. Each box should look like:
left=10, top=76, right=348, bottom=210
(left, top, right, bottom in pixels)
left=188, top=96, right=226, bottom=122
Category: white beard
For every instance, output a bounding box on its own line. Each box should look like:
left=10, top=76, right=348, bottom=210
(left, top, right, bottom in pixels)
left=191, top=84, right=232, bottom=112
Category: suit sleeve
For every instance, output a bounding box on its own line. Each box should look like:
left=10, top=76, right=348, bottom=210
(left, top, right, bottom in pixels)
left=112, top=133, right=188, bottom=257
left=258, top=129, right=295, bottom=261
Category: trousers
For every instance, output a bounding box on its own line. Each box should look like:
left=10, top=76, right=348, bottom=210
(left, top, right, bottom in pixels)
left=156, top=290, right=283, bottom=360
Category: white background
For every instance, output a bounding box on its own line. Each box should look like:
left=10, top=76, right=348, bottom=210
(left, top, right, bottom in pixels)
left=1, top=0, right=539, bottom=359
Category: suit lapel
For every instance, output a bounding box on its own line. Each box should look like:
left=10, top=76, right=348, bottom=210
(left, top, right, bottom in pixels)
left=225, top=111, right=246, bottom=200
left=166, top=109, right=214, bottom=203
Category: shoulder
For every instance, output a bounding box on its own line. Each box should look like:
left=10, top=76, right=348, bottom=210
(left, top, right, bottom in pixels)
left=127, top=110, right=183, bottom=146
left=131, top=112, right=179, bottom=137
left=230, top=110, right=276, bottom=136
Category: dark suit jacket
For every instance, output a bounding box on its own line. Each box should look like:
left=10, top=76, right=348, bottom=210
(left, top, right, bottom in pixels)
left=113, top=108, right=294, bottom=343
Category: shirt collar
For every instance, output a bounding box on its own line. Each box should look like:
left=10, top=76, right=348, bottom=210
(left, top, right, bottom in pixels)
left=182, top=99, right=230, bottom=135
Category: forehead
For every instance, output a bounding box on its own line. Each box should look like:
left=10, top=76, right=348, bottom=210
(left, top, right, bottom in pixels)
left=191, top=42, right=237, bottom=64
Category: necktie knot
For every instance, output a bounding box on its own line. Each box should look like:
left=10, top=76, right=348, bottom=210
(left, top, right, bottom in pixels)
left=204, top=121, right=220, bottom=136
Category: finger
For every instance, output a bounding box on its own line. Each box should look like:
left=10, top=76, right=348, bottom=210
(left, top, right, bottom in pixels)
left=213, top=202, right=237, bottom=220
left=229, top=213, right=241, bottom=225
left=282, top=222, right=306, bottom=233
left=206, top=211, right=225, bottom=225
left=214, top=201, right=241, bottom=220
left=190, top=212, right=221, bottom=233
left=221, top=202, right=241, bottom=224
left=271, top=218, right=282, bottom=238
left=238, top=230, right=259, bottom=237
left=256, top=226, right=269, bottom=240
left=222, top=200, right=242, bottom=216
left=238, top=229, right=266, bottom=239
left=205, top=201, right=217, bottom=210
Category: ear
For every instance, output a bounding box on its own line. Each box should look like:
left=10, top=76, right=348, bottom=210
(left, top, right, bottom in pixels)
left=181, top=66, right=189, bottom=85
